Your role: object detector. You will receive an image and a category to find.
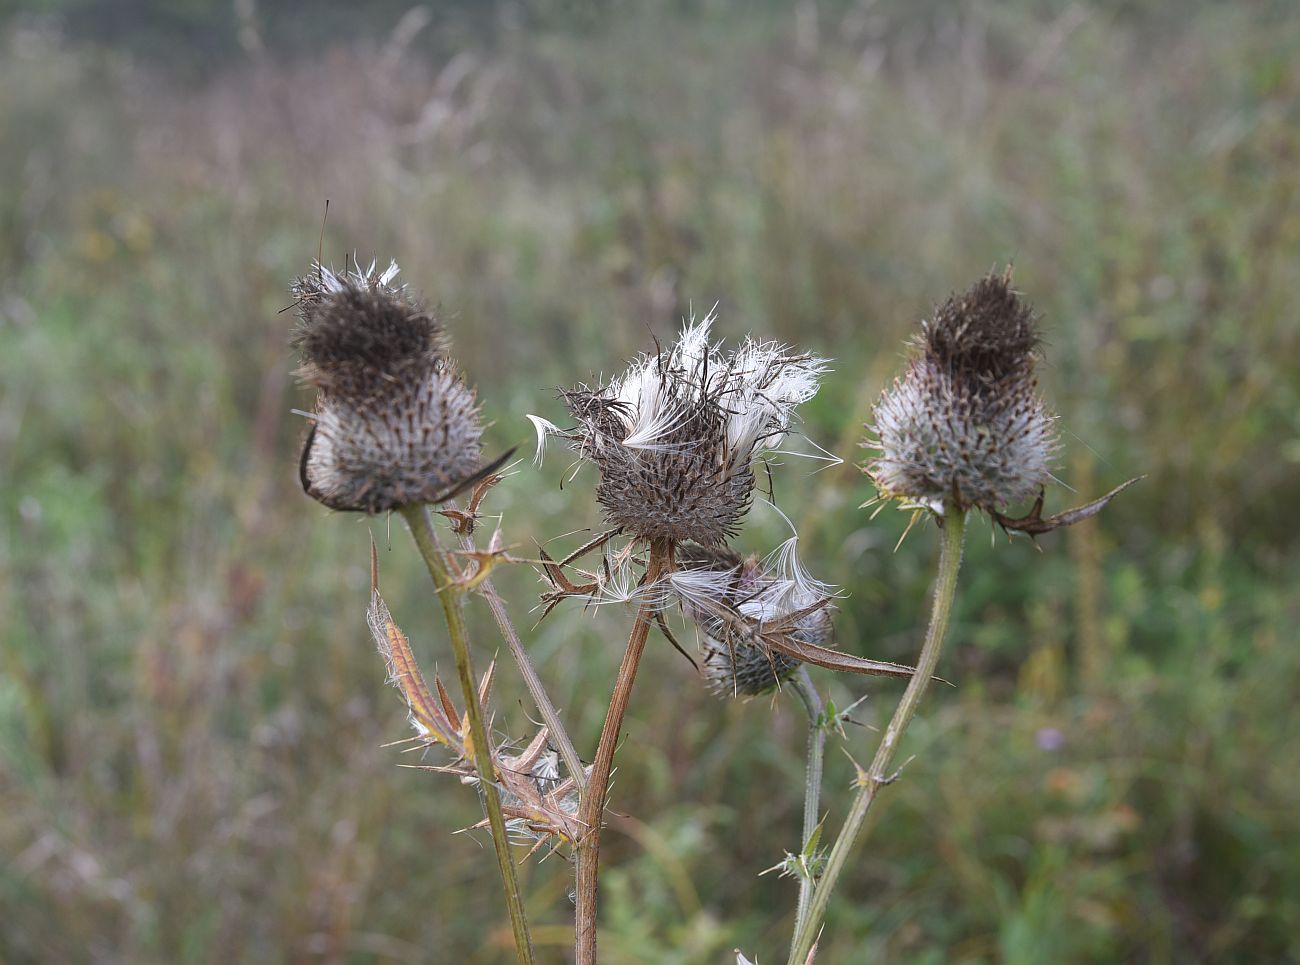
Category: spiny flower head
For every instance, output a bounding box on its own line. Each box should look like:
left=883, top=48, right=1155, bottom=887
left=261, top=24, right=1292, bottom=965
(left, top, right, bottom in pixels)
left=290, top=258, right=488, bottom=514
left=865, top=269, right=1059, bottom=514
left=673, top=539, right=834, bottom=698
left=530, top=311, right=827, bottom=546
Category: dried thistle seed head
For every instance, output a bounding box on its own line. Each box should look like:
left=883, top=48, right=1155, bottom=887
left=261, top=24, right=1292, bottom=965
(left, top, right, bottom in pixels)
left=531, top=311, right=827, bottom=545
left=290, top=258, right=489, bottom=513
left=673, top=538, right=834, bottom=698
left=735, top=538, right=836, bottom=650
left=865, top=269, right=1059, bottom=514
left=670, top=542, right=752, bottom=624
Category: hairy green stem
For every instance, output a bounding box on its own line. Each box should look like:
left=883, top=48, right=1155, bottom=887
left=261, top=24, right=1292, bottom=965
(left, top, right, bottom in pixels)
left=454, top=527, right=585, bottom=790
left=401, top=507, right=535, bottom=965
left=787, top=508, right=966, bottom=965
left=574, top=539, right=673, bottom=965
left=789, top=667, right=826, bottom=946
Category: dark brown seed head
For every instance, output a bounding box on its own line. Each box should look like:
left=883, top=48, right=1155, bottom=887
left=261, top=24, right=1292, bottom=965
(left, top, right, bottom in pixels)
left=575, top=381, right=756, bottom=547
left=292, top=260, right=449, bottom=397
left=290, top=259, right=489, bottom=514
left=921, top=268, right=1040, bottom=381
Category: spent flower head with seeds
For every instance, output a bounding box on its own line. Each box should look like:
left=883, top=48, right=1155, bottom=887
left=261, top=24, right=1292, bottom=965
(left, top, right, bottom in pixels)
left=673, top=539, right=835, bottom=698
left=529, top=310, right=828, bottom=546
left=864, top=269, right=1059, bottom=515
left=290, top=258, right=499, bottom=514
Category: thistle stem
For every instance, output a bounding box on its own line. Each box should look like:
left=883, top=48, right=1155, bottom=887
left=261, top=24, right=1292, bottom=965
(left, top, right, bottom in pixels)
left=789, top=667, right=826, bottom=946
left=454, top=528, right=586, bottom=790
left=574, top=538, right=673, bottom=965
left=401, top=507, right=536, bottom=965
left=787, top=508, right=966, bottom=965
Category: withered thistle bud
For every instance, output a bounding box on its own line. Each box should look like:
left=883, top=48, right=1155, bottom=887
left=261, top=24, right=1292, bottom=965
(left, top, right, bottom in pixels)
left=865, top=269, right=1058, bottom=514
left=290, top=259, right=490, bottom=514
left=530, top=312, right=827, bottom=546
left=673, top=540, right=833, bottom=698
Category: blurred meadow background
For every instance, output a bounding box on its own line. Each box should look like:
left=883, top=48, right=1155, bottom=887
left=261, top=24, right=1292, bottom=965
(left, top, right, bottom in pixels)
left=2, top=0, right=1299, bottom=962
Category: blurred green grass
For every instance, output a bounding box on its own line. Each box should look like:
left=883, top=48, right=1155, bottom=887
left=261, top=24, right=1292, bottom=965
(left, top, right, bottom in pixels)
left=1, top=3, right=1298, bottom=962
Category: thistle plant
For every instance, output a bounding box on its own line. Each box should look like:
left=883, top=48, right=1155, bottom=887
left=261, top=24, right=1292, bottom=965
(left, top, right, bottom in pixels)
left=676, top=543, right=809, bottom=699
left=530, top=310, right=826, bottom=546
left=291, top=257, right=537, bottom=962
left=867, top=269, right=1057, bottom=515
left=671, top=538, right=914, bottom=695
left=784, top=269, right=1138, bottom=964
left=529, top=312, right=887, bottom=964
left=675, top=540, right=863, bottom=945
left=289, top=255, right=1135, bottom=965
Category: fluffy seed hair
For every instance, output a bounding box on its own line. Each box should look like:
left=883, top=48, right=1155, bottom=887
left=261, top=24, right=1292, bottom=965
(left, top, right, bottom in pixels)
left=531, top=311, right=826, bottom=546
left=866, top=269, right=1059, bottom=513
left=291, top=259, right=489, bottom=513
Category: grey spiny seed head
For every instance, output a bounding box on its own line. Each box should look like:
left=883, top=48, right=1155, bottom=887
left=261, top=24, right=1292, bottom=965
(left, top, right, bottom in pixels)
left=701, top=632, right=801, bottom=699
left=673, top=540, right=833, bottom=698
left=865, top=269, right=1059, bottom=514
left=290, top=258, right=488, bottom=514
left=529, top=310, right=827, bottom=546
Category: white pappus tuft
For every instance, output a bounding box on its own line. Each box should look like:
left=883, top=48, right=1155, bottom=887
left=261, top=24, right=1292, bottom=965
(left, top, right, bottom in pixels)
left=528, top=310, right=829, bottom=546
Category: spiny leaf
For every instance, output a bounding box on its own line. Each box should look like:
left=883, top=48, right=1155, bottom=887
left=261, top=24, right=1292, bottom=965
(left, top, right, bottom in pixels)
left=994, top=476, right=1143, bottom=536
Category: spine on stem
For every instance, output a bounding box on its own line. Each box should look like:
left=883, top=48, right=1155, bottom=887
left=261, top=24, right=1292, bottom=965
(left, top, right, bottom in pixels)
left=402, top=507, right=536, bottom=965
left=787, top=509, right=966, bottom=965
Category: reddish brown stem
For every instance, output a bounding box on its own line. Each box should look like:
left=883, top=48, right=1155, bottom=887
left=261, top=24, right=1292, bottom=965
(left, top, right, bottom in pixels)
left=573, top=539, right=673, bottom=965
